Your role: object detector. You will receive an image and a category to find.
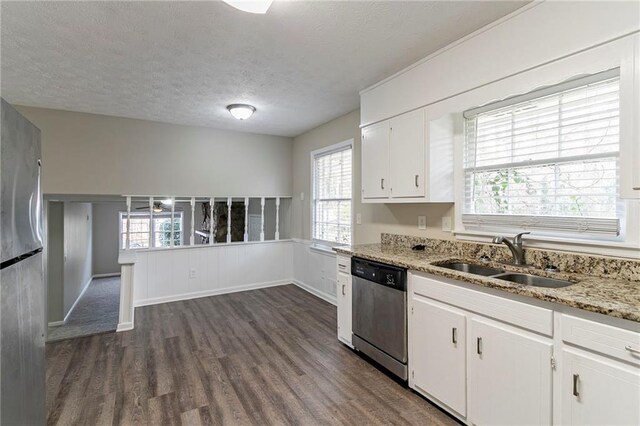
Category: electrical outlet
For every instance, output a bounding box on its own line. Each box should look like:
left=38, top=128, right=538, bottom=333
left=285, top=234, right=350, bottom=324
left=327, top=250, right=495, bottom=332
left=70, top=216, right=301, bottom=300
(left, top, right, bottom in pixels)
left=442, top=216, right=452, bottom=232
left=418, top=215, right=427, bottom=230
left=356, top=213, right=362, bottom=225
left=189, top=268, right=197, bottom=279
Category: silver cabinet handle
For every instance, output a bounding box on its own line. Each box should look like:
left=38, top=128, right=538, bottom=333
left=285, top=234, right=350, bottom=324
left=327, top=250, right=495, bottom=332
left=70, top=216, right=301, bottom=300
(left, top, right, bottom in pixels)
left=415, top=174, right=419, bottom=187
left=381, top=178, right=385, bottom=189
left=625, top=345, right=640, bottom=355
left=477, top=337, right=482, bottom=355
left=452, top=327, right=457, bottom=344
left=342, top=284, right=346, bottom=296
left=572, top=374, right=580, bottom=397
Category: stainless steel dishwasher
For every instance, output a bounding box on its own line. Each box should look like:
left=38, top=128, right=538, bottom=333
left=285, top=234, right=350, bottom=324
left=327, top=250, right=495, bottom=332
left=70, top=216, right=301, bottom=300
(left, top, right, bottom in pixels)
left=351, top=257, right=408, bottom=380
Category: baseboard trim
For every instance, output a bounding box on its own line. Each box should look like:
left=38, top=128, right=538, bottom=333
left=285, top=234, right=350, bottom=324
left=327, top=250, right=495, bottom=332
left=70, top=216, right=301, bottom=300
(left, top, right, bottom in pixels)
left=133, top=279, right=292, bottom=307
left=93, top=272, right=121, bottom=279
left=47, top=320, right=64, bottom=327
left=63, top=276, right=93, bottom=323
left=116, top=322, right=134, bottom=332
left=292, top=279, right=337, bottom=306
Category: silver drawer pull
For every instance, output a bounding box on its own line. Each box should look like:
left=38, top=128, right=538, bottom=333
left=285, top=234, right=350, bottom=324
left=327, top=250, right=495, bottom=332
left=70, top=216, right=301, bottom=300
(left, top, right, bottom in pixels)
left=415, top=174, right=419, bottom=187
left=452, top=327, right=457, bottom=344
left=381, top=178, right=385, bottom=189
left=572, top=374, right=580, bottom=397
left=625, top=345, right=640, bottom=355
left=477, top=337, right=482, bottom=355
left=342, top=284, right=346, bottom=296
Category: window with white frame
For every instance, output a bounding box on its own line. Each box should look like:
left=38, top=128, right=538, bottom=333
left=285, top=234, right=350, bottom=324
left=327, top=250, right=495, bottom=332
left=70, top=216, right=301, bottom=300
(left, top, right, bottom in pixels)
left=312, top=141, right=353, bottom=245
left=119, top=211, right=183, bottom=249
left=463, top=69, right=623, bottom=239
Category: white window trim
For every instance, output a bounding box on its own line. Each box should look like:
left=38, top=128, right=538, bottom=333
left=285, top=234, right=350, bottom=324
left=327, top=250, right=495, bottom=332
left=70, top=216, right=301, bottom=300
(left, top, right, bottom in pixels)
left=119, top=211, right=184, bottom=249
left=310, top=138, right=354, bottom=249
left=445, top=35, right=640, bottom=259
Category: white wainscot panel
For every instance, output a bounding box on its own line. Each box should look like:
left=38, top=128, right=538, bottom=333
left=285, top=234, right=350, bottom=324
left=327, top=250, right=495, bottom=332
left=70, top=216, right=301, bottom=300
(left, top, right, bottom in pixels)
left=292, top=240, right=337, bottom=305
left=133, top=241, right=294, bottom=307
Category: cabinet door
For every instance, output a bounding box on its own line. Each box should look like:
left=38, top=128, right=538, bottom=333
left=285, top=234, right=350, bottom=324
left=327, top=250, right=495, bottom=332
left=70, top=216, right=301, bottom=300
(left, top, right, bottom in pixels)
left=389, top=109, right=425, bottom=198
left=337, top=272, right=352, bottom=346
left=361, top=121, right=390, bottom=199
left=562, top=349, right=640, bottom=425
left=468, top=318, right=552, bottom=426
left=411, top=295, right=466, bottom=417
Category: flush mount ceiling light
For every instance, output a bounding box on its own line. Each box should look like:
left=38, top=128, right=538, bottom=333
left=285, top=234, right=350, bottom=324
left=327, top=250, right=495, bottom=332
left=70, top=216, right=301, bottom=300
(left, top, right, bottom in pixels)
left=221, top=0, right=273, bottom=14
left=227, top=104, right=256, bottom=120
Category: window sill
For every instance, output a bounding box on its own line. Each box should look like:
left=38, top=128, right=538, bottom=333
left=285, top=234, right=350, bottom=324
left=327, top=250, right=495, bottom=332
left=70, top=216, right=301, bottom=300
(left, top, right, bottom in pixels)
left=309, top=243, right=339, bottom=255
left=453, top=229, right=640, bottom=259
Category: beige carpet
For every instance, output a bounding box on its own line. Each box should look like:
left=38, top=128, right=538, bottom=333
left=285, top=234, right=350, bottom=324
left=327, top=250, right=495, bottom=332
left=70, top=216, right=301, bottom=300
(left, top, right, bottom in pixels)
left=47, top=276, right=120, bottom=342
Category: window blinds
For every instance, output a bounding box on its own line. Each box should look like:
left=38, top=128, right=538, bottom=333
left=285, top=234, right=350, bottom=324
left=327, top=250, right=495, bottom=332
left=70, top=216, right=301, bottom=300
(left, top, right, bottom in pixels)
left=463, top=69, right=621, bottom=237
left=313, top=145, right=352, bottom=244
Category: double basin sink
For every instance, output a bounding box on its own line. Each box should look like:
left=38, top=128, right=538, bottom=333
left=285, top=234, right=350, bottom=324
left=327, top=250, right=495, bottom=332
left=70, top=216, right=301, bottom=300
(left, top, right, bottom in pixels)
left=437, top=262, right=574, bottom=288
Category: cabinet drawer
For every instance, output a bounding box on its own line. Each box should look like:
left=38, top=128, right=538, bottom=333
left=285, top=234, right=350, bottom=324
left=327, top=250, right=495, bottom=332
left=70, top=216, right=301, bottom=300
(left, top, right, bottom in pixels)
left=412, top=273, right=553, bottom=336
left=337, top=255, right=351, bottom=275
left=561, top=314, right=640, bottom=365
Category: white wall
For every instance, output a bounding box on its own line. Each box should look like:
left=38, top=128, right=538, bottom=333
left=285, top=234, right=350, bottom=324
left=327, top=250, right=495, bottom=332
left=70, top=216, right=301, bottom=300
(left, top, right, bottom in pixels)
left=15, top=106, right=293, bottom=197
left=292, top=109, right=455, bottom=245
left=62, top=202, right=93, bottom=317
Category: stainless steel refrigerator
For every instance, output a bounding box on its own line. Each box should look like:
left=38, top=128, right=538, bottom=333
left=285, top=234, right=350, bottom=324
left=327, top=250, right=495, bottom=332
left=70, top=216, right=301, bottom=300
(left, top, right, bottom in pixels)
left=1, top=98, right=46, bottom=425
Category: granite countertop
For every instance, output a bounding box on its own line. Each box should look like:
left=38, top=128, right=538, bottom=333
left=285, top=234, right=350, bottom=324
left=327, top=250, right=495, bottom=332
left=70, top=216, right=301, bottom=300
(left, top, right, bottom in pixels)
left=335, top=243, right=640, bottom=323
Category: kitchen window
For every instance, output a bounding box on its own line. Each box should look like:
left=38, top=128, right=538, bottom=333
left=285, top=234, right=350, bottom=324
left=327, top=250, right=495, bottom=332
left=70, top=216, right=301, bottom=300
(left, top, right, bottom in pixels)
left=119, top=211, right=183, bottom=249
left=312, top=140, right=353, bottom=246
left=463, top=69, right=623, bottom=240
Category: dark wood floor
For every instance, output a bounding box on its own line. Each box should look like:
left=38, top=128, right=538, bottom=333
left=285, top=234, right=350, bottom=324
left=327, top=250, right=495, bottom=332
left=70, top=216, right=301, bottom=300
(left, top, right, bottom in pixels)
left=46, top=284, right=457, bottom=425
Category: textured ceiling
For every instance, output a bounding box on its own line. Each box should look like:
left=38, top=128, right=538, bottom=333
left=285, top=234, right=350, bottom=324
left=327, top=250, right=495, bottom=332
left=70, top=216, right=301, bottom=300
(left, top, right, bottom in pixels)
left=1, top=1, right=528, bottom=137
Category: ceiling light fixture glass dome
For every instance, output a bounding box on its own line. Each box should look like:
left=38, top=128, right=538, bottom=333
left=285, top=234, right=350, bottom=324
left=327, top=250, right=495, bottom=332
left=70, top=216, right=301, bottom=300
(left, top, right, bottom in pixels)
left=221, top=0, right=273, bottom=14
left=227, top=104, right=256, bottom=120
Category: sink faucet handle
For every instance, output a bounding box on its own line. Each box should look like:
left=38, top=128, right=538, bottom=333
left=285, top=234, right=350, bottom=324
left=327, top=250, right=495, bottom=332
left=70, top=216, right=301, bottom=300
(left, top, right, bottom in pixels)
left=514, top=232, right=531, bottom=245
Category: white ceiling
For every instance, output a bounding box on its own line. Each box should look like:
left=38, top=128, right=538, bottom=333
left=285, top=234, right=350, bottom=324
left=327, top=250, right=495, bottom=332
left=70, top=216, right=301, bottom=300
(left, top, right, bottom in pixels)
left=1, top=1, right=528, bottom=137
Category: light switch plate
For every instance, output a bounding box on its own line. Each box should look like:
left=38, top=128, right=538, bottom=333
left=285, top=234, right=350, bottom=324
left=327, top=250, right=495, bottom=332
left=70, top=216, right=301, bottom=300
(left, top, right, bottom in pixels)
left=300, top=192, right=305, bottom=201
left=418, top=215, right=427, bottom=230
left=356, top=213, right=362, bottom=224
left=442, top=216, right=452, bottom=232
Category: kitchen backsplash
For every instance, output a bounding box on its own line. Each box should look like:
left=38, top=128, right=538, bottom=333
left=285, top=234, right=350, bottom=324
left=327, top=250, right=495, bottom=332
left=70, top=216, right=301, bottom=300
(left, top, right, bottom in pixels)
left=380, top=233, right=640, bottom=283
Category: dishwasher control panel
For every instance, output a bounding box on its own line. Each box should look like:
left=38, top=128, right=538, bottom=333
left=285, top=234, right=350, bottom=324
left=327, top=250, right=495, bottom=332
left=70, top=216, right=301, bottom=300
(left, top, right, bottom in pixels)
left=351, top=257, right=407, bottom=290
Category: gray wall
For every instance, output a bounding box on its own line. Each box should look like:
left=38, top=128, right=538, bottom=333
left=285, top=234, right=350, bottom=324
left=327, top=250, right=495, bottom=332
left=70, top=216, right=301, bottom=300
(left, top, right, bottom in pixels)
left=16, top=106, right=293, bottom=197
left=46, top=202, right=64, bottom=323
left=62, top=202, right=93, bottom=317
left=92, top=202, right=125, bottom=275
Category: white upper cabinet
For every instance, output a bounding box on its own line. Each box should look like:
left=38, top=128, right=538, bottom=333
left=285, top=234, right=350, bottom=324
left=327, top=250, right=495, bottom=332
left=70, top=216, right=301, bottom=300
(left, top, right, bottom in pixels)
left=361, top=121, right=390, bottom=199
left=619, top=33, right=640, bottom=199
left=361, top=107, right=453, bottom=204
left=389, top=109, right=425, bottom=198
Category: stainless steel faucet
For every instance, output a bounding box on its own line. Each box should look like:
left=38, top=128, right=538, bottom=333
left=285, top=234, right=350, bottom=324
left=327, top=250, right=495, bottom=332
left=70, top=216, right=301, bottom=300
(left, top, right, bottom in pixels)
left=492, top=232, right=530, bottom=265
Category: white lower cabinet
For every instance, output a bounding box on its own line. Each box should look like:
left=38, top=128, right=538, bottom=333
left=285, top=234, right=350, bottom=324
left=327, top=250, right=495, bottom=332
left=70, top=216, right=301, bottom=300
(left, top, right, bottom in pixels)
left=411, top=295, right=467, bottom=417
left=467, top=317, right=553, bottom=426
left=336, top=270, right=352, bottom=347
left=561, top=349, right=640, bottom=426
